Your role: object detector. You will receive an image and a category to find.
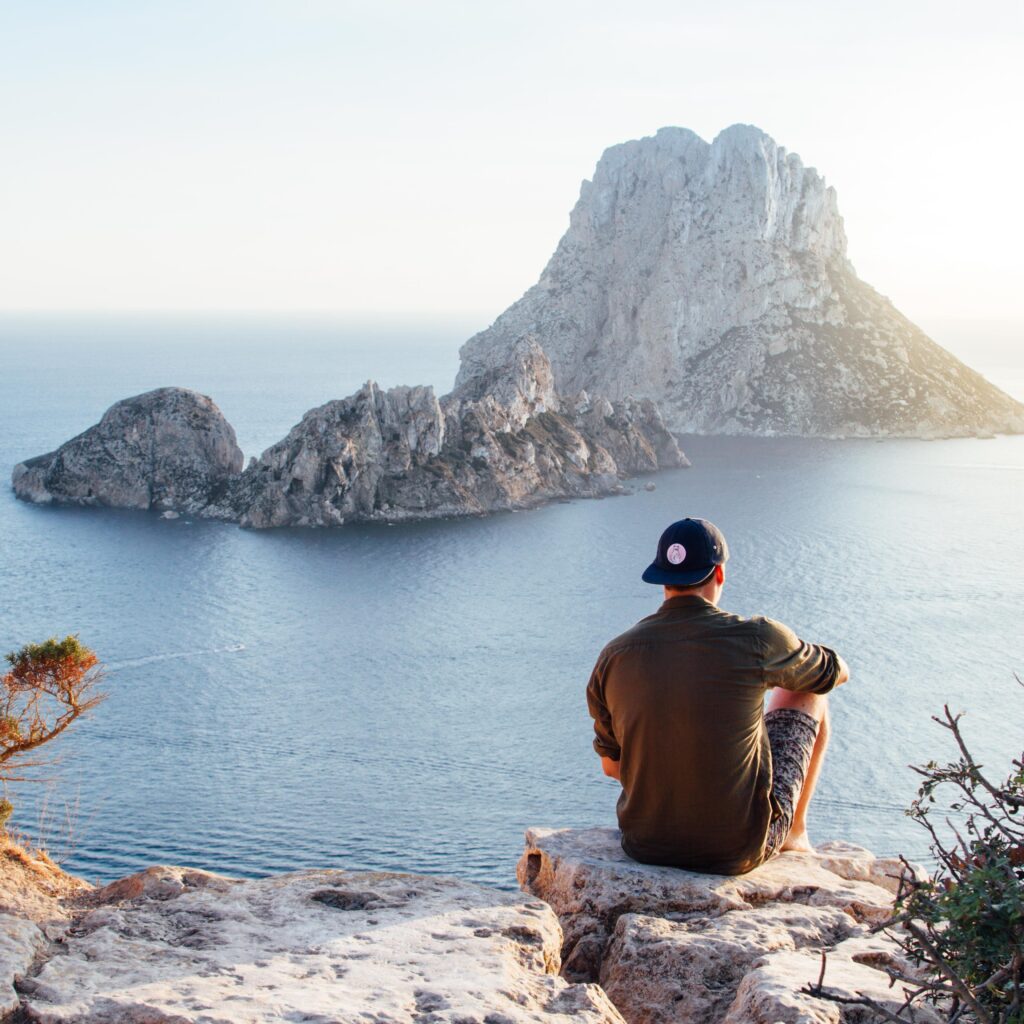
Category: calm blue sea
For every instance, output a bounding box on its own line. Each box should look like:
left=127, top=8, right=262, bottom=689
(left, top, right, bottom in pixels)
left=1, top=314, right=1022, bottom=888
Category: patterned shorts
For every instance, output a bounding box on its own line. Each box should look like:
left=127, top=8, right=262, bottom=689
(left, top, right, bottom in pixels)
left=763, top=708, right=820, bottom=857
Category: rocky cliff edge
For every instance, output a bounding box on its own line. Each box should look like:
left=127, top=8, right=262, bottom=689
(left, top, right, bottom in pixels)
left=518, top=826, right=935, bottom=1024
left=2, top=829, right=928, bottom=1023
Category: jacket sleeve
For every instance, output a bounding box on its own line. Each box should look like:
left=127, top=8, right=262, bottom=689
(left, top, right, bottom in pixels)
left=586, top=652, right=621, bottom=760
left=757, top=617, right=841, bottom=695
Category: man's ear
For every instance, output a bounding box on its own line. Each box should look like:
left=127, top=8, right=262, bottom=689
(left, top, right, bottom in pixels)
left=715, top=564, right=725, bottom=585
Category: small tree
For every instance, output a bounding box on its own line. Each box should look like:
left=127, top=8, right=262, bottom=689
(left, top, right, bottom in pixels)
left=808, top=699, right=1024, bottom=1023
left=1, top=635, right=104, bottom=829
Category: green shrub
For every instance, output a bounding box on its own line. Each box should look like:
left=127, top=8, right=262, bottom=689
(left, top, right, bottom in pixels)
left=811, top=700, right=1023, bottom=1023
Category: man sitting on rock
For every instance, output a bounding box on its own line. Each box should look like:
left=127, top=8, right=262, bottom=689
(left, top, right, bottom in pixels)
left=587, top=517, right=849, bottom=875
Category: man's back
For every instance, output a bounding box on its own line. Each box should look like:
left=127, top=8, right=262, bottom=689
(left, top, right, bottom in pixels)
left=587, top=594, right=839, bottom=875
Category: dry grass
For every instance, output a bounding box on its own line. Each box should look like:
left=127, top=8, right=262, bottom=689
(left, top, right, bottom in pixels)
left=0, top=834, right=91, bottom=924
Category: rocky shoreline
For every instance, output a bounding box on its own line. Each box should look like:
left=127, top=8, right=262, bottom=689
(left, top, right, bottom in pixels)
left=1, top=827, right=926, bottom=1023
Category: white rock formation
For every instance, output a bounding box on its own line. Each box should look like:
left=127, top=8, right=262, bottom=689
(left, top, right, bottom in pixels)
left=457, top=125, right=1024, bottom=438
left=726, top=932, right=942, bottom=1024
left=18, top=865, right=624, bottom=1024
left=215, top=340, right=686, bottom=528
left=2, top=832, right=936, bottom=1023
left=518, top=827, right=932, bottom=1023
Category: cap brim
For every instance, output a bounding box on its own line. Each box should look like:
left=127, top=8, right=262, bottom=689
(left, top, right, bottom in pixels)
left=641, top=563, right=716, bottom=586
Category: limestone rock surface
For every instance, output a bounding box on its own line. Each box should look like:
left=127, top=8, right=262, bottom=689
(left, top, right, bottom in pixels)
left=0, top=913, right=46, bottom=1017
left=0, top=843, right=92, bottom=1020
left=457, top=124, right=1024, bottom=438
left=1, top=832, right=930, bottom=1024
left=518, top=827, right=922, bottom=1024
left=12, top=387, right=244, bottom=513
left=726, top=933, right=942, bottom=1024
left=602, top=907, right=855, bottom=1024
left=19, top=865, right=624, bottom=1024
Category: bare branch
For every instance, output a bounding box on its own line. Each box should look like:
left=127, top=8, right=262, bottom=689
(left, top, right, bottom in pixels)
left=904, top=915, right=994, bottom=1023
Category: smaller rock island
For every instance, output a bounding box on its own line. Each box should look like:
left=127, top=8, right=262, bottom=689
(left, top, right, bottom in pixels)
left=11, top=387, right=244, bottom=514
left=12, top=342, right=687, bottom=528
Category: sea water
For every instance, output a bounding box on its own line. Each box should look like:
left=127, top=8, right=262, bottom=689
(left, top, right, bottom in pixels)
left=1, top=314, right=1021, bottom=887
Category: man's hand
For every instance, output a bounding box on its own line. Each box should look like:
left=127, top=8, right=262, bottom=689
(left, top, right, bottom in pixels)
left=601, top=756, right=621, bottom=781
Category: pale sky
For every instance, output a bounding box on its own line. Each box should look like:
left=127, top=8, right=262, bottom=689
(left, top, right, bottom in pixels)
left=2, top=0, right=1022, bottom=344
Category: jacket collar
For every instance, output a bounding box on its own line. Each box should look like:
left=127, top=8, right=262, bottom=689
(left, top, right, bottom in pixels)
left=658, top=594, right=717, bottom=614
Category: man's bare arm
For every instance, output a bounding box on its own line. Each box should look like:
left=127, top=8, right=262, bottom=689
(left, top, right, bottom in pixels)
left=601, top=756, right=621, bottom=781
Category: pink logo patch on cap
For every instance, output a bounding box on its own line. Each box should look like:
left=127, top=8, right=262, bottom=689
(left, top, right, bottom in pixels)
left=666, top=543, right=687, bottom=565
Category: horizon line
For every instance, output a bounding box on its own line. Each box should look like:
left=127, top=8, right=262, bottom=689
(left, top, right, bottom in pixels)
left=0, top=308, right=498, bottom=320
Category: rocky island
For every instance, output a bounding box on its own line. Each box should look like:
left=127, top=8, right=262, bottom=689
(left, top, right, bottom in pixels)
left=12, top=123, right=1024, bottom=526
left=2, top=827, right=925, bottom=1023
left=11, top=387, right=244, bottom=516
left=217, top=340, right=684, bottom=529
left=12, top=341, right=685, bottom=527
left=458, top=125, right=1024, bottom=438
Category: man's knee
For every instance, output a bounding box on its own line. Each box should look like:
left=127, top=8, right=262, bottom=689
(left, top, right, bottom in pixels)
left=766, top=687, right=828, bottom=724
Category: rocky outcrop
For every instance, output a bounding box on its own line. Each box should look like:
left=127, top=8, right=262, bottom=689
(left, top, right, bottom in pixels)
left=457, top=124, right=1024, bottom=438
left=518, top=827, right=933, bottom=1024
left=11, top=387, right=243, bottom=513
left=221, top=341, right=685, bottom=528
left=9, top=857, right=623, bottom=1024
left=2, top=831, right=933, bottom=1023
left=13, top=344, right=686, bottom=528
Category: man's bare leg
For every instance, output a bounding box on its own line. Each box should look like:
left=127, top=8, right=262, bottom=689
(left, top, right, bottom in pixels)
left=765, top=688, right=830, bottom=853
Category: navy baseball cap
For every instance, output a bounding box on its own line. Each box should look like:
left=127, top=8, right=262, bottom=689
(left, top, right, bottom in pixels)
left=641, top=518, right=729, bottom=586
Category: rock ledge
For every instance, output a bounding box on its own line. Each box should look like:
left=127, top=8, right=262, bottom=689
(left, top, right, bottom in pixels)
left=0, top=832, right=934, bottom=1023
left=11, top=862, right=623, bottom=1024
left=518, top=826, right=935, bottom=1024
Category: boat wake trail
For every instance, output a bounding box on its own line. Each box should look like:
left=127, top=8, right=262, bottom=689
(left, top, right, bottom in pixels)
left=106, top=643, right=246, bottom=672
